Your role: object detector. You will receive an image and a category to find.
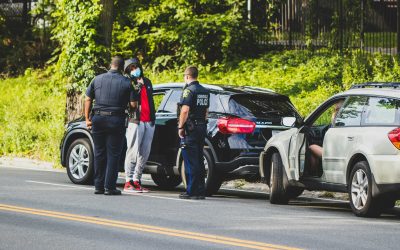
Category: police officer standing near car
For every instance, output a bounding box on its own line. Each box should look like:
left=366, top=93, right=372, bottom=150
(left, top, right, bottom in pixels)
left=178, top=66, right=210, bottom=200
left=85, top=56, right=137, bottom=195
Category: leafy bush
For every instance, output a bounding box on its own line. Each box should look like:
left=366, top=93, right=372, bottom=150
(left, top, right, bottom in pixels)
left=52, top=0, right=106, bottom=92
left=113, top=0, right=256, bottom=69
left=148, top=50, right=400, bottom=116
left=0, top=70, right=65, bottom=162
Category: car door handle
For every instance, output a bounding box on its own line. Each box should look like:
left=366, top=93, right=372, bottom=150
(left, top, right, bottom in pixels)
left=347, top=136, right=354, bottom=141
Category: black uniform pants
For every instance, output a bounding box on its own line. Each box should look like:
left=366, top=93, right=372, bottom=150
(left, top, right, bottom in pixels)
left=182, top=124, right=207, bottom=196
left=91, top=114, right=126, bottom=190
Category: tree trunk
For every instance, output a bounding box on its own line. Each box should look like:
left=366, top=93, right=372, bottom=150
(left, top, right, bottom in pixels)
left=65, top=91, right=84, bottom=123
left=99, top=0, right=114, bottom=49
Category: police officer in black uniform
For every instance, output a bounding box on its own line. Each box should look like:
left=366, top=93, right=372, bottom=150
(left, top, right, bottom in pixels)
left=85, top=56, right=137, bottom=195
left=178, top=66, right=210, bottom=200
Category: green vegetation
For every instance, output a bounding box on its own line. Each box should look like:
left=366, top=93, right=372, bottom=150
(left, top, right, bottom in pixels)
left=0, top=69, right=65, bottom=163
left=2, top=50, right=400, bottom=163
left=149, top=50, right=400, bottom=116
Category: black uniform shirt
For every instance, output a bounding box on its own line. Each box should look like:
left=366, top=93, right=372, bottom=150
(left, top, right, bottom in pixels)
left=86, top=69, right=137, bottom=112
left=180, top=81, right=210, bottom=120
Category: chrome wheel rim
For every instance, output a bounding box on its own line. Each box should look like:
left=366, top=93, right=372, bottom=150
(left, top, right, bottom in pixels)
left=204, top=156, right=209, bottom=183
left=68, top=144, right=90, bottom=180
left=351, top=169, right=369, bottom=210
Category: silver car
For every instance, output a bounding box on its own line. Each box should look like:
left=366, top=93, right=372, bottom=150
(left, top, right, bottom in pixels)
left=259, top=83, right=400, bottom=217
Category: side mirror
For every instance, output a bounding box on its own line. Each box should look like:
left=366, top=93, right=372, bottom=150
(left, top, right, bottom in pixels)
left=282, top=117, right=296, bottom=127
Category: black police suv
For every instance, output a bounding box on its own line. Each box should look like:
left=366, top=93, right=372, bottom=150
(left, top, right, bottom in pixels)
left=60, top=83, right=300, bottom=195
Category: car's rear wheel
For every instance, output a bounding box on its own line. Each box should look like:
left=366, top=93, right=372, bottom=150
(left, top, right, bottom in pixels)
left=349, top=161, right=381, bottom=217
left=151, top=174, right=182, bottom=189
left=66, top=138, right=94, bottom=185
left=180, top=149, right=223, bottom=196
left=269, top=152, right=289, bottom=204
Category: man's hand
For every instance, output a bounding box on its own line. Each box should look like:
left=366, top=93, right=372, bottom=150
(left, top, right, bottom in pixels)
left=86, top=119, right=92, bottom=130
left=178, top=128, right=185, bottom=138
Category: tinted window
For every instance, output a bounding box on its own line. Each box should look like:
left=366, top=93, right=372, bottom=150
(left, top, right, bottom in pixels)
left=162, top=90, right=182, bottom=113
left=362, top=97, right=400, bottom=126
left=154, top=92, right=167, bottom=112
left=335, top=96, right=367, bottom=127
left=209, top=93, right=225, bottom=113
left=229, top=95, right=298, bottom=118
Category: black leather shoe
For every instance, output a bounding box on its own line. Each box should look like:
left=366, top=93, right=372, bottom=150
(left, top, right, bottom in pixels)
left=94, top=189, right=105, bottom=195
left=104, top=189, right=122, bottom=195
left=179, top=193, right=191, bottom=199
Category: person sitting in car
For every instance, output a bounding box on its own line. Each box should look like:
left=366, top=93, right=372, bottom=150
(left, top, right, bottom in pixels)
left=308, top=99, right=344, bottom=174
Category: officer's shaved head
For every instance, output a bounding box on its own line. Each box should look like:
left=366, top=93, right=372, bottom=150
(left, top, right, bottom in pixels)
left=184, top=66, right=198, bottom=79
left=111, top=56, right=124, bottom=71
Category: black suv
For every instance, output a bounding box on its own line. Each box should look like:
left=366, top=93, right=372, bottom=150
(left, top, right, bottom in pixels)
left=60, top=83, right=300, bottom=195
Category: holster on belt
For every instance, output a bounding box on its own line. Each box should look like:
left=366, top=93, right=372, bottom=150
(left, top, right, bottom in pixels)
left=185, top=119, right=195, bottom=133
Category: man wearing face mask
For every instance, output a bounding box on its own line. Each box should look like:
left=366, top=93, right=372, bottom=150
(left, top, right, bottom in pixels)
left=123, top=57, right=156, bottom=193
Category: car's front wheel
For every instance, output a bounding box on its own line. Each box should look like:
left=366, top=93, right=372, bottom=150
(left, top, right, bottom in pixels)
left=66, top=138, right=94, bottom=185
left=269, top=152, right=289, bottom=204
left=349, top=161, right=381, bottom=217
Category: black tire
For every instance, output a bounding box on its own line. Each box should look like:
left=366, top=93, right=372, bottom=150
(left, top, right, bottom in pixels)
left=348, top=161, right=381, bottom=217
left=287, top=187, right=304, bottom=199
left=180, top=149, right=223, bottom=196
left=151, top=174, right=182, bottom=189
left=269, top=152, right=289, bottom=204
left=66, top=138, right=94, bottom=185
left=203, top=150, right=223, bottom=196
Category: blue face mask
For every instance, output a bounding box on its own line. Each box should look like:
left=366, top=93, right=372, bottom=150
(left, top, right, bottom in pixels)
left=130, top=68, right=141, bottom=78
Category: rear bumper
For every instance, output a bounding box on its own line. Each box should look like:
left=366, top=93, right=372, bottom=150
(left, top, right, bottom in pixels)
left=369, top=154, right=400, bottom=184
left=215, top=156, right=259, bottom=177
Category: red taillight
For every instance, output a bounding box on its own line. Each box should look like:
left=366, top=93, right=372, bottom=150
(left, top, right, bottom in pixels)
left=217, top=117, right=256, bottom=134
left=388, top=128, right=400, bottom=150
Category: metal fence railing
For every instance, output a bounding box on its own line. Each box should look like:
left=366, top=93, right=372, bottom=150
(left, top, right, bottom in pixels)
left=260, top=0, right=400, bottom=56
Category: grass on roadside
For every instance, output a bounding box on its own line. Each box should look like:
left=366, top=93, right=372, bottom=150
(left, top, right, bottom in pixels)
left=0, top=69, right=65, bottom=163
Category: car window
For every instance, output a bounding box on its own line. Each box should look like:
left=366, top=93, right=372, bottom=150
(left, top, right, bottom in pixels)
left=362, top=97, right=400, bottom=126
left=335, top=96, right=368, bottom=127
left=162, top=89, right=182, bottom=113
left=311, top=98, right=345, bottom=127
left=209, top=93, right=225, bottom=113
left=229, top=94, right=298, bottom=118
left=153, top=92, right=167, bottom=112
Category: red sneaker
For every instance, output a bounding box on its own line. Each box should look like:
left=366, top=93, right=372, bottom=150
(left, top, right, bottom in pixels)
left=124, top=181, right=142, bottom=193
left=134, top=181, right=149, bottom=193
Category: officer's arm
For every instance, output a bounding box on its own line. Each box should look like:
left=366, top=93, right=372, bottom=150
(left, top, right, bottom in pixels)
left=178, top=105, right=190, bottom=129
left=84, top=96, right=92, bottom=123
left=205, top=108, right=209, bottom=121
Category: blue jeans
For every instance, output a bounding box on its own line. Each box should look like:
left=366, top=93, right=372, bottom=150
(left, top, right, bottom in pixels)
left=91, top=115, right=126, bottom=190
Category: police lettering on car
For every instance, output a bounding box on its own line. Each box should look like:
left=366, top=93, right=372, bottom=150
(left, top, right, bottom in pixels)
left=177, top=66, right=210, bottom=200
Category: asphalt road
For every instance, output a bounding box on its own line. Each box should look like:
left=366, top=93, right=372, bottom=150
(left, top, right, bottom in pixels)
left=1, top=166, right=400, bottom=250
